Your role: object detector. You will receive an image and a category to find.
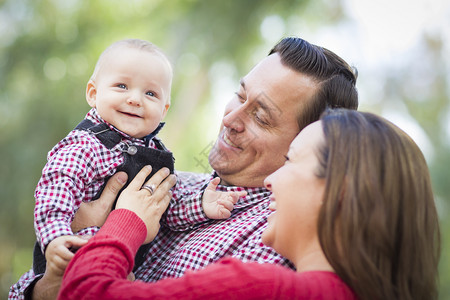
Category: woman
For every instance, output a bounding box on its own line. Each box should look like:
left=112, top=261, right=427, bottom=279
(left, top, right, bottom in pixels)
left=58, top=109, right=440, bottom=299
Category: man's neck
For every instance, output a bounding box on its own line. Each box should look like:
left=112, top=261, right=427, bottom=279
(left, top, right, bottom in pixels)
left=218, top=174, right=264, bottom=188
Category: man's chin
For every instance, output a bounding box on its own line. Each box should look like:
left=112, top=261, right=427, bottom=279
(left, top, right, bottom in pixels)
left=208, top=147, right=232, bottom=172
left=208, top=160, right=236, bottom=186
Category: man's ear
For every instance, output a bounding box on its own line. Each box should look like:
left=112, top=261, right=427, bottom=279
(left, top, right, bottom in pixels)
left=86, top=80, right=97, bottom=108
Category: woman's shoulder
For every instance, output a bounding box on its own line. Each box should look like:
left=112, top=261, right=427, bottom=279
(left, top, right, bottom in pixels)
left=294, top=270, right=358, bottom=300
left=187, top=258, right=357, bottom=299
left=216, top=260, right=357, bottom=300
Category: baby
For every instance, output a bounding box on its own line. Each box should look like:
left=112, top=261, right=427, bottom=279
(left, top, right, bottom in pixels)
left=33, top=39, right=245, bottom=276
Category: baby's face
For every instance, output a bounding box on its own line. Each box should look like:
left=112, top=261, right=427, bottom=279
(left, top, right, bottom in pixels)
left=86, top=47, right=171, bottom=138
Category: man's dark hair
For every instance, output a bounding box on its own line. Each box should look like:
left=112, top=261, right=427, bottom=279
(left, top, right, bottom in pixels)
left=269, top=37, right=358, bottom=130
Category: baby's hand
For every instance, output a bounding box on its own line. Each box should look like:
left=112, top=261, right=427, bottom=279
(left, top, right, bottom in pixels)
left=202, top=177, right=247, bottom=219
left=45, top=235, right=89, bottom=277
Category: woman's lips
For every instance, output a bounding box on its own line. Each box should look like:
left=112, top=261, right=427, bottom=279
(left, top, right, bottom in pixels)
left=268, top=200, right=276, bottom=211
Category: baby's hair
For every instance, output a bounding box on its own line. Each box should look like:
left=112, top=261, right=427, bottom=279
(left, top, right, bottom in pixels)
left=90, top=38, right=173, bottom=82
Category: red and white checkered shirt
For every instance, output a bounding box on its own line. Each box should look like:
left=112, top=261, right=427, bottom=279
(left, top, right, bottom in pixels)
left=33, top=108, right=157, bottom=253
left=136, top=171, right=295, bottom=281
left=9, top=171, right=294, bottom=299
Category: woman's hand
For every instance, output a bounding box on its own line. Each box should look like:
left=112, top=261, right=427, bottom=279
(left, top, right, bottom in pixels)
left=116, top=166, right=176, bottom=244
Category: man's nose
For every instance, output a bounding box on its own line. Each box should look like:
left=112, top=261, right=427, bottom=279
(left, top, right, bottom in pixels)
left=222, top=105, right=245, bottom=132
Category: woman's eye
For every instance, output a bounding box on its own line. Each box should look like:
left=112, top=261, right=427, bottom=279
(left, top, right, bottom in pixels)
left=117, top=84, right=126, bottom=89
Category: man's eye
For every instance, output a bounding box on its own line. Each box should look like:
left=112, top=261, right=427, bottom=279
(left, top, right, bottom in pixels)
left=255, top=113, right=269, bottom=126
left=117, top=84, right=126, bottom=89
left=235, top=92, right=245, bottom=102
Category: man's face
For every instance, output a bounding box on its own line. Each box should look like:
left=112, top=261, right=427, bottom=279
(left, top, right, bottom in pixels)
left=209, top=53, right=318, bottom=187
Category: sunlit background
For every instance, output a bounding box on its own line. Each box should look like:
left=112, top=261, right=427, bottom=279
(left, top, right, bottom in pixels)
left=1, top=0, right=449, bottom=298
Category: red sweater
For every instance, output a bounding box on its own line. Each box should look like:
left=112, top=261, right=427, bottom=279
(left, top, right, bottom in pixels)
left=58, top=209, right=357, bottom=300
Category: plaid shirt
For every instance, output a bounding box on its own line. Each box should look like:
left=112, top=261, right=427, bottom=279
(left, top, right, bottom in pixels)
left=33, top=108, right=157, bottom=253
left=136, top=171, right=295, bottom=281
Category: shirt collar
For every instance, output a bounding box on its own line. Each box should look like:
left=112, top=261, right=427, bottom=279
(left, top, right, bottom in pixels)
left=210, top=171, right=271, bottom=209
left=85, top=108, right=161, bottom=146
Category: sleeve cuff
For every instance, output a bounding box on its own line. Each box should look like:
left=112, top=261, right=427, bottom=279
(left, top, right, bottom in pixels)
left=97, top=209, right=147, bottom=254
left=23, top=274, right=44, bottom=300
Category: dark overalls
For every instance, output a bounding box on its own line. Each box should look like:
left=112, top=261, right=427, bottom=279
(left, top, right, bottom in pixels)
left=33, top=119, right=174, bottom=275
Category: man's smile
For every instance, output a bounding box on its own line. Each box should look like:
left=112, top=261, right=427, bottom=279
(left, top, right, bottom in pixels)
left=223, top=132, right=239, bottom=148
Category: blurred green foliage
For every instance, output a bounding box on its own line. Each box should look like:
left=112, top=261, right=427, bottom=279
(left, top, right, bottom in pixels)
left=0, top=0, right=448, bottom=298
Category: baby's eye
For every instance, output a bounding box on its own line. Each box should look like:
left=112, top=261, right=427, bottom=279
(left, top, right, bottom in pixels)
left=117, top=84, right=127, bottom=89
left=146, top=91, right=155, bottom=97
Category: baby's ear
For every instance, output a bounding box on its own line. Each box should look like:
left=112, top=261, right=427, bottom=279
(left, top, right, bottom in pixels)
left=86, top=80, right=97, bottom=107
left=162, top=103, right=170, bottom=118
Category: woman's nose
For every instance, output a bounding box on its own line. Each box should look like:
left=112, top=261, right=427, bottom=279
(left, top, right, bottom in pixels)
left=264, top=176, right=272, bottom=191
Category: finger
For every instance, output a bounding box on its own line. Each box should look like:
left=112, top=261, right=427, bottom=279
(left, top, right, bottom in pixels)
left=229, top=196, right=239, bottom=204
left=143, top=167, right=171, bottom=190
left=56, top=245, right=75, bottom=261
left=150, top=174, right=176, bottom=199
left=99, top=172, right=128, bottom=206
left=51, top=255, right=70, bottom=271
left=76, top=234, right=93, bottom=240
left=155, top=193, right=172, bottom=213
left=127, top=165, right=152, bottom=190
left=162, top=192, right=172, bottom=207
left=60, top=251, right=75, bottom=262
left=127, top=272, right=136, bottom=281
left=65, top=236, right=89, bottom=252
left=219, top=208, right=232, bottom=219
left=235, top=191, right=247, bottom=198
left=228, top=191, right=247, bottom=204
left=218, top=198, right=235, bottom=211
left=205, top=177, right=220, bottom=192
left=163, top=174, right=177, bottom=190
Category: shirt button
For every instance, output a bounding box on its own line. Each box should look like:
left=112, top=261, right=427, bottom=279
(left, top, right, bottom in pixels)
left=127, top=145, right=138, bottom=155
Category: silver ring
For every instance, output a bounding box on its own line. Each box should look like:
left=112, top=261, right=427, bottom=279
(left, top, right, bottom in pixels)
left=141, top=184, right=156, bottom=195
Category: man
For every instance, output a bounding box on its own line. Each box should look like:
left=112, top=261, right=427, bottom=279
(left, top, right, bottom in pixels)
left=10, top=37, right=358, bottom=299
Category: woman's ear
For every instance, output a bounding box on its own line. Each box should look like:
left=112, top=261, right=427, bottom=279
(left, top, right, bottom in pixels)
left=86, top=80, right=97, bottom=108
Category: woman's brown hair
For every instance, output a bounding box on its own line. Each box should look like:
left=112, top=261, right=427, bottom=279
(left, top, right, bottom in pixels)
left=317, top=109, right=440, bottom=299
